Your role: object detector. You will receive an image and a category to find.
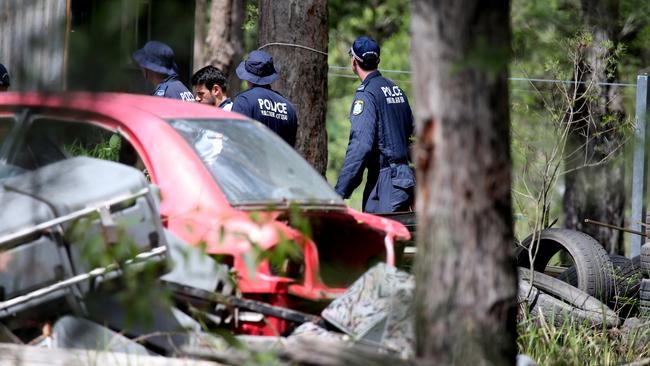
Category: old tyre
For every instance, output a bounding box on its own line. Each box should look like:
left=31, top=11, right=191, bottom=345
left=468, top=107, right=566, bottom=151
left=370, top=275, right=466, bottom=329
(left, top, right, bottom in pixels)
left=517, top=228, right=615, bottom=302
left=560, top=255, right=642, bottom=301
left=640, top=279, right=650, bottom=301
left=517, top=278, right=539, bottom=306
left=640, top=279, right=650, bottom=316
left=609, top=255, right=642, bottom=301
left=519, top=268, right=617, bottom=322
left=640, top=244, right=650, bottom=277
left=530, top=291, right=619, bottom=328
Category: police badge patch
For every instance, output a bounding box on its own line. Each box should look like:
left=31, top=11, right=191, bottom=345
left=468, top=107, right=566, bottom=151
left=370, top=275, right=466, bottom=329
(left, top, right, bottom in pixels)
left=352, top=100, right=364, bottom=115
left=155, top=84, right=168, bottom=97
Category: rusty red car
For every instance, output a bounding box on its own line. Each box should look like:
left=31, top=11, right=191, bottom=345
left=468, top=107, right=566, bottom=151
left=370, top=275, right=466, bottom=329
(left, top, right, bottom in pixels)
left=0, top=92, right=410, bottom=335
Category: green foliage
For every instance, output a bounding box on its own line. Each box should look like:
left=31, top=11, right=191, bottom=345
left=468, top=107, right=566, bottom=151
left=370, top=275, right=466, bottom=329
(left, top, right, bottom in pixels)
left=66, top=134, right=122, bottom=161
left=244, top=2, right=259, bottom=53
left=453, top=36, right=511, bottom=78
left=509, top=0, right=645, bottom=240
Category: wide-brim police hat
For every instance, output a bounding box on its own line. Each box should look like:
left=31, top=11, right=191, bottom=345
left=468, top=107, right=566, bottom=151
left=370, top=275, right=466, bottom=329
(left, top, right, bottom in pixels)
left=236, top=50, right=280, bottom=85
left=132, top=41, right=178, bottom=76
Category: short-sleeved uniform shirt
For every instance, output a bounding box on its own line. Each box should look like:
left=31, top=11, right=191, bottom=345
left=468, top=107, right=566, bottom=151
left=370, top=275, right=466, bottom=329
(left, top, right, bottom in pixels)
left=335, top=71, right=415, bottom=213
left=232, top=86, right=298, bottom=147
left=154, top=75, right=195, bottom=102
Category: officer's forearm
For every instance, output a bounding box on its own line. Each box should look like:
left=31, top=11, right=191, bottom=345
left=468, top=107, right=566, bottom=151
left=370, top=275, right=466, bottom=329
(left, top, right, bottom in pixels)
left=335, top=166, right=364, bottom=198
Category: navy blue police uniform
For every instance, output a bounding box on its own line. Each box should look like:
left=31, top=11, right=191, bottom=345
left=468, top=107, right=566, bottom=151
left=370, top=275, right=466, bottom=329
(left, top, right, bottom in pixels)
left=232, top=86, right=297, bottom=146
left=335, top=37, right=415, bottom=213
left=0, top=63, right=10, bottom=89
left=133, top=41, right=194, bottom=102
left=232, top=50, right=298, bottom=147
left=154, top=75, right=195, bottom=101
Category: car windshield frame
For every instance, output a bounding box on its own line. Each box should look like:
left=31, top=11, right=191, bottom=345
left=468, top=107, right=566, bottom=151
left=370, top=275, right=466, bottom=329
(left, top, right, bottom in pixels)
left=167, top=118, right=344, bottom=208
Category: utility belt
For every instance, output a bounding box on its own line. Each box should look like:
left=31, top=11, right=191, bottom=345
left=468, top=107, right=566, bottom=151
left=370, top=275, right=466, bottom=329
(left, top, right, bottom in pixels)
left=379, top=155, right=410, bottom=170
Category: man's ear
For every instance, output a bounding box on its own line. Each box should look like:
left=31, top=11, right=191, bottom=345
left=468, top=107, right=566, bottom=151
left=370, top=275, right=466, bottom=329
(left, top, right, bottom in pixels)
left=211, top=84, right=222, bottom=96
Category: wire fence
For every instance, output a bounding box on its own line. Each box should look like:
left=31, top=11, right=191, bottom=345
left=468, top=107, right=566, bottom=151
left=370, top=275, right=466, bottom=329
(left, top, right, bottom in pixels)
left=327, top=65, right=638, bottom=87
left=260, top=42, right=638, bottom=87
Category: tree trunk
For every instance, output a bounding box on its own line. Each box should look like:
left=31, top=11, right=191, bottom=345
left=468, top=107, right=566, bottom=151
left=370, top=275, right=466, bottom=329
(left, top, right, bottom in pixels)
left=563, top=0, right=625, bottom=254
left=411, top=1, right=517, bottom=364
left=193, top=0, right=207, bottom=69
left=197, top=0, right=246, bottom=96
left=258, top=0, right=329, bottom=175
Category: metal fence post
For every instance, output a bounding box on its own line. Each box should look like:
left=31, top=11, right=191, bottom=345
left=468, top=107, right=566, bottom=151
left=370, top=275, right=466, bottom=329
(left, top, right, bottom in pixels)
left=630, top=74, right=648, bottom=257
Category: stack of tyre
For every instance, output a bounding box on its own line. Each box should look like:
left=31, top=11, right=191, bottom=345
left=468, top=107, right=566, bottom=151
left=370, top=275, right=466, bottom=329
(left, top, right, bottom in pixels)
left=516, top=228, right=642, bottom=327
left=640, top=244, right=650, bottom=314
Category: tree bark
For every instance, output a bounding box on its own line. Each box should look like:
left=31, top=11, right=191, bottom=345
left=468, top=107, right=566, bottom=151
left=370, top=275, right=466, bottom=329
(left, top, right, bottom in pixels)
left=193, top=0, right=208, bottom=69
left=563, top=0, right=626, bottom=254
left=258, top=0, right=329, bottom=175
left=196, top=0, right=245, bottom=96
left=411, top=1, right=517, bottom=365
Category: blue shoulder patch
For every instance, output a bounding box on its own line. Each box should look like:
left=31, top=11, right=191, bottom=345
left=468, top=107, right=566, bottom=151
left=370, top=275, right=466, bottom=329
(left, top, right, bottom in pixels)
left=155, top=85, right=168, bottom=96
left=352, top=99, right=364, bottom=115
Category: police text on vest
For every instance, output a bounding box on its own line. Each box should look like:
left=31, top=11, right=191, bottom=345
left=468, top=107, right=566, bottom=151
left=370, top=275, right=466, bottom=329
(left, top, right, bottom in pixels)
left=381, top=86, right=405, bottom=104
left=258, top=98, right=289, bottom=120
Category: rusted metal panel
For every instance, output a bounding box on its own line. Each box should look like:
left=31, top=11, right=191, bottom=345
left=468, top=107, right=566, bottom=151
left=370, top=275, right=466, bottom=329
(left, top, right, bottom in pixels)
left=0, top=0, right=67, bottom=91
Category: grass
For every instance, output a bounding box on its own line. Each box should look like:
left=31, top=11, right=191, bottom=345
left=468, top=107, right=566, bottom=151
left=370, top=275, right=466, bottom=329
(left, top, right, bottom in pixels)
left=518, top=308, right=650, bottom=365
left=518, top=262, right=649, bottom=365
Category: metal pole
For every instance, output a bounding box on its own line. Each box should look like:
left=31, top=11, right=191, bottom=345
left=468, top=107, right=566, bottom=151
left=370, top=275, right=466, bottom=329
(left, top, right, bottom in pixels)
left=630, top=74, right=649, bottom=257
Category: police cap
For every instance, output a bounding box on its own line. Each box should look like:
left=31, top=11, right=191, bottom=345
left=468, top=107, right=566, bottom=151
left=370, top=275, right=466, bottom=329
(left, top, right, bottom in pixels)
left=349, top=36, right=380, bottom=69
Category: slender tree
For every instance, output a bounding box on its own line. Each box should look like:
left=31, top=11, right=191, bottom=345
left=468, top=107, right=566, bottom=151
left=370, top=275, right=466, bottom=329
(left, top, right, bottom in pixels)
left=411, top=0, right=517, bottom=364
left=258, top=0, right=329, bottom=175
left=194, top=0, right=246, bottom=96
left=563, top=0, right=628, bottom=254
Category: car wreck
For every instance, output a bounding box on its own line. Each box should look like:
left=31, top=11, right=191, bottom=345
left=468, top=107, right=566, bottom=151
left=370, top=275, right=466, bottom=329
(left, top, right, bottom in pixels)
left=0, top=155, right=412, bottom=361
left=0, top=92, right=410, bottom=339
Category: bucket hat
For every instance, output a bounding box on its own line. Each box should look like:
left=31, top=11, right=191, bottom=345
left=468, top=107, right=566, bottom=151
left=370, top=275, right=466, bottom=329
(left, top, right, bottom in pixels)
left=236, top=50, right=280, bottom=85
left=132, top=41, right=178, bottom=76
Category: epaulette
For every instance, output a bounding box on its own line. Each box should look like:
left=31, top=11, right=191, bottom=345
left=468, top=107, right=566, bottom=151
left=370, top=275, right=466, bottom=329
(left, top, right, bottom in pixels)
left=356, top=84, right=365, bottom=92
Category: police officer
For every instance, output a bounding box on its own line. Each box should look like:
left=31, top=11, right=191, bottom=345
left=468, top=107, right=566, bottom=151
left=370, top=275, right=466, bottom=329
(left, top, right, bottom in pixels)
left=0, top=63, right=10, bottom=92
left=232, top=50, right=297, bottom=146
left=335, top=36, right=415, bottom=213
left=132, top=41, right=194, bottom=101
left=191, top=65, right=233, bottom=111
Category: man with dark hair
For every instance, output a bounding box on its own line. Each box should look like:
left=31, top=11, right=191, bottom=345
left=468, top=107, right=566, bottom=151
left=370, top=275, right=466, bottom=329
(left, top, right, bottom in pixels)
left=335, top=36, right=415, bottom=213
left=232, top=50, right=297, bottom=147
left=132, top=41, right=194, bottom=101
left=191, top=65, right=233, bottom=111
left=0, top=63, right=10, bottom=92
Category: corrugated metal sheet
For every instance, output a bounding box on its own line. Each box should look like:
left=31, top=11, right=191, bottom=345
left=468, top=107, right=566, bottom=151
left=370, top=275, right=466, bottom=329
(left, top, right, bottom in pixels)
left=0, top=0, right=67, bottom=91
